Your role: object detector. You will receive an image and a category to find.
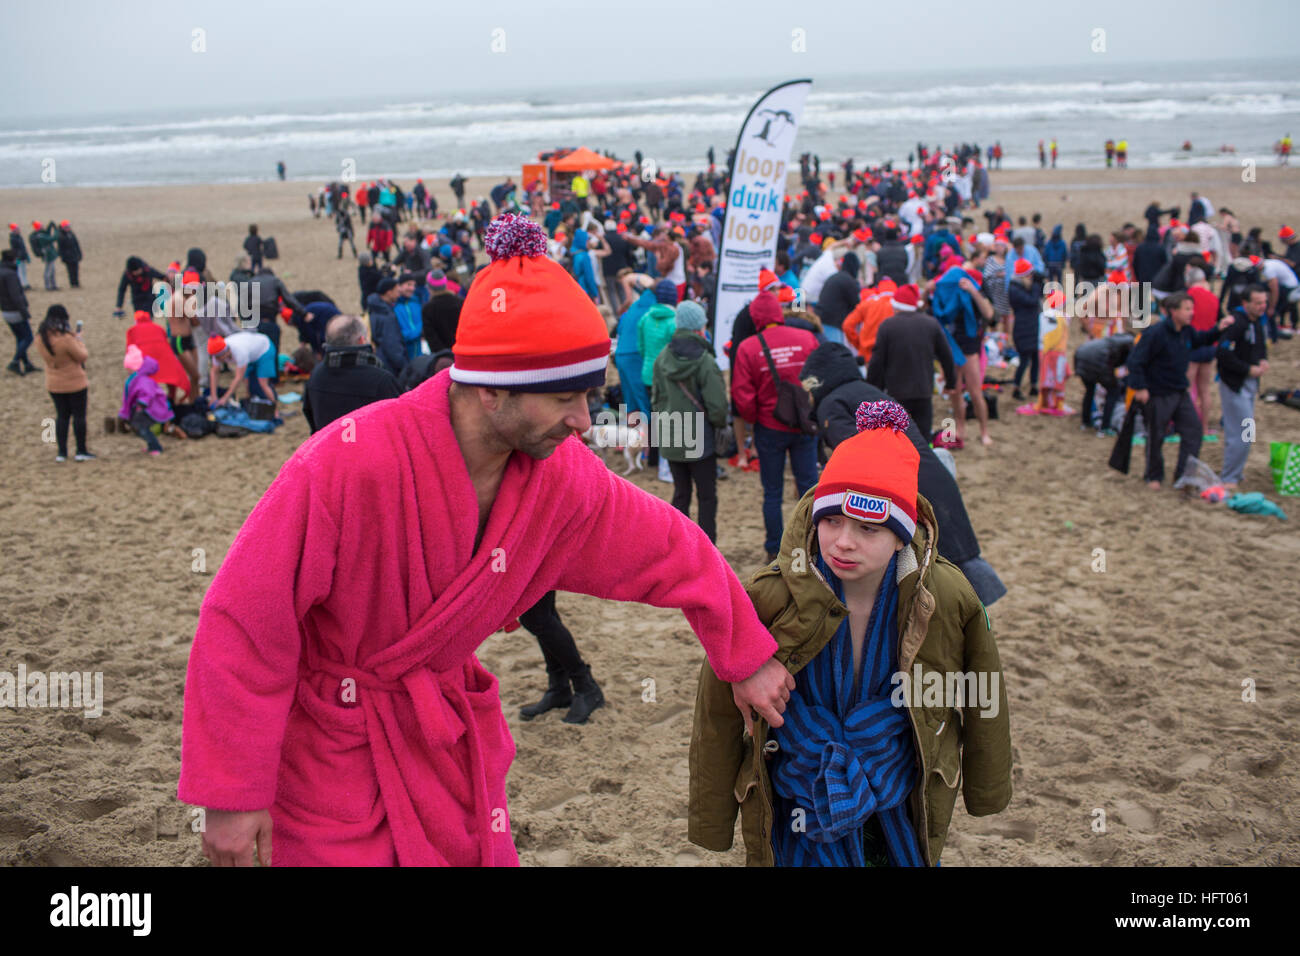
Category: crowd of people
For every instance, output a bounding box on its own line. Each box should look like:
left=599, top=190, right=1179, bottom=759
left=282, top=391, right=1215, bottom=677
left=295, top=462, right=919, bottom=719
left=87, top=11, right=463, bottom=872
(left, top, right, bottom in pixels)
left=13, top=137, right=1292, bottom=870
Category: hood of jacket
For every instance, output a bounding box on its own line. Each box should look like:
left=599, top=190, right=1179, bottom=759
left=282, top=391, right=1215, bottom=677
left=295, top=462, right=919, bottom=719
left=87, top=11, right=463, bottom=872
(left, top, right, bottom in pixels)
left=749, top=290, right=785, bottom=330
left=661, top=329, right=711, bottom=381
left=366, top=292, right=395, bottom=317
left=799, top=340, right=862, bottom=408
left=644, top=302, right=676, bottom=325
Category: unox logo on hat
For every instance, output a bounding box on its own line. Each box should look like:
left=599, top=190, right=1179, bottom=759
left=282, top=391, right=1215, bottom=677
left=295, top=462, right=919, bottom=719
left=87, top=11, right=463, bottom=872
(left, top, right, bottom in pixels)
left=842, top=491, right=889, bottom=523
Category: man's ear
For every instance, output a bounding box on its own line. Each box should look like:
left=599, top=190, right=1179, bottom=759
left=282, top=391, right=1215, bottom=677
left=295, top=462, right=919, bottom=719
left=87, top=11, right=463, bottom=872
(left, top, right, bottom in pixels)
left=477, top=386, right=507, bottom=413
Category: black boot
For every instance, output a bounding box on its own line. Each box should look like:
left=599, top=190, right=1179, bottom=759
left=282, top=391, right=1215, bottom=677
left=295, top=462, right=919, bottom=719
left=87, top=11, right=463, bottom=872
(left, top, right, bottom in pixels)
left=6, top=360, right=22, bottom=376
left=563, top=664, right=605, bottom=724
left=519, top=670, right=571, bottom=720
left=20, top=356, right=40, bottom=374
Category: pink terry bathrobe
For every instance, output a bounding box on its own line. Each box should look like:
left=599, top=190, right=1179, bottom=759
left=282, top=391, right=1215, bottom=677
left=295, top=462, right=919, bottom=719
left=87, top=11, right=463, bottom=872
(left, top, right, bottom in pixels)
left=178, top=369, right=777, bottom=865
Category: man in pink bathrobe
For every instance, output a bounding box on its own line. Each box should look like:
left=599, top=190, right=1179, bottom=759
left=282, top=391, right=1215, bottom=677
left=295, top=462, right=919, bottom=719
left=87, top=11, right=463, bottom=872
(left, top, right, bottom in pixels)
left=179, top=214, right=794, bottom=866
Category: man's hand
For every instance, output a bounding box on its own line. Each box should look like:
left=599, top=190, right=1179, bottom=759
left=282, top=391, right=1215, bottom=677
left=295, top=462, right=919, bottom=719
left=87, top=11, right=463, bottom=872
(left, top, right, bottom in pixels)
left=957, top=277, right=975, bottom=294
left=1217, top=316, right=1235, bottom=331
left=201, top=809, right=273, bottom=867
left=1133, top=388, right=1150, bottom=404
left=732, top=656, right=795, bottom=735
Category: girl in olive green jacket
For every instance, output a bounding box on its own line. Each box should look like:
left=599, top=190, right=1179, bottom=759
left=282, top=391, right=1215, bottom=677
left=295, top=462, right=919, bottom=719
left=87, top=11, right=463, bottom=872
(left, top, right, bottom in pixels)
left=689, top=401, right=1011, bottom=865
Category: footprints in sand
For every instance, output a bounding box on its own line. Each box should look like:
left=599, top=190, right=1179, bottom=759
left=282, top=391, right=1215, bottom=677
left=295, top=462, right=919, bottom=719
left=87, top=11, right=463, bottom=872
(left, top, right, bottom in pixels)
left=647, top=703, right=690, bottom=726
left=1110, top=798, right=1159, bottom=833
left=966, top=817, right=1037, bottom=842
left=0, top=812, right=49, bottom=848
left=1226, top=751, right=1285, bottom=778
left=533, top=788, right=585, bottom=813
left=1175, top=750, right=1213, bottom=775
left=58, top=797, right=126, bottom=821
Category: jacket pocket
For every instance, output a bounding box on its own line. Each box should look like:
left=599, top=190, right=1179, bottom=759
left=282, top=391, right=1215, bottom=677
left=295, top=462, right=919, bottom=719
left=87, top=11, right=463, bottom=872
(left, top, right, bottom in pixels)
left=277, top=677, right=380, bottom=825
left=733, top=737, right=758, bottom=803
left=922, top=708, right=962, bottom=851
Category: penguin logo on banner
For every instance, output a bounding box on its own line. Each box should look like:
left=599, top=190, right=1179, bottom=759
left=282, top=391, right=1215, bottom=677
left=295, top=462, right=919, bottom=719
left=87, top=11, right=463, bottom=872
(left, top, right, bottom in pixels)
left=753, top=109, right=796, bottom=146
left=843, top=492, right=890, bottom=524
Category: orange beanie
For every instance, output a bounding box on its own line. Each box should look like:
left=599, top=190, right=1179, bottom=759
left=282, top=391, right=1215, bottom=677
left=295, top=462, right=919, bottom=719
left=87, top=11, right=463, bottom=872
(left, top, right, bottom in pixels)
left=450, top=213, right=609, bottom=392
left=813, top=400, right=919, bottom=542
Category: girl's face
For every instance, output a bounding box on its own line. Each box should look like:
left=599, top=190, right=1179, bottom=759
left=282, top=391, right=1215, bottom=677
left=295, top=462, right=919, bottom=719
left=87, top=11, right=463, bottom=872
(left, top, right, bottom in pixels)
left=817, top=514, right=904, bottom=582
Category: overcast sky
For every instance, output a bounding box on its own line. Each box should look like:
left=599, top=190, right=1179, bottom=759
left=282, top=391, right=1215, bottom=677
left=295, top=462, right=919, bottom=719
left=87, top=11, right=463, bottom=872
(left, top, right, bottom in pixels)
left=4, top=0, right=1295, bottom=119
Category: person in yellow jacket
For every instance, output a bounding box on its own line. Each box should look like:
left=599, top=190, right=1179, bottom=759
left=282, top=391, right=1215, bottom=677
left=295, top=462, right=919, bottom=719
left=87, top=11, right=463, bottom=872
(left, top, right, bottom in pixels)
left=570, top=172, right=590, bottom=210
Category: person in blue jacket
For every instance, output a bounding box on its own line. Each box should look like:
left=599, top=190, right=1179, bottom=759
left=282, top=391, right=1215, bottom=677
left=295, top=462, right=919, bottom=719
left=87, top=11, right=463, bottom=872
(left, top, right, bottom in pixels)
left=613, top=276, right=654, bottom=421
left=571, top=228, right=599, bottom=301
left=364, top=277, right=407, bottom=376
left=1043, top=225, right=1068, bottom=282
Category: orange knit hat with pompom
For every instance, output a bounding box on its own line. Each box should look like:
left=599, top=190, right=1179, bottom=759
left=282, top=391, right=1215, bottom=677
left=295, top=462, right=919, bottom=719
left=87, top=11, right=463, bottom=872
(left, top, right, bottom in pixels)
left=813, top=400, right=919, bottom=543
left=450, top=214, right=609, bottom=392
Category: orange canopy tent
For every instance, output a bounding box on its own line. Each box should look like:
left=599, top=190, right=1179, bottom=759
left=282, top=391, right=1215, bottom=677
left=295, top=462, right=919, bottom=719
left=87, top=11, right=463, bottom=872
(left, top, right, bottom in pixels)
left=549, top=147, right=619, bottom=172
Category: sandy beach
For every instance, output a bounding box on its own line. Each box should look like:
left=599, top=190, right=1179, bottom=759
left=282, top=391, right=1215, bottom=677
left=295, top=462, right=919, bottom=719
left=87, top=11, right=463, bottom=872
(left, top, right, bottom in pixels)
left=1, top=164, right=1298, bottom=866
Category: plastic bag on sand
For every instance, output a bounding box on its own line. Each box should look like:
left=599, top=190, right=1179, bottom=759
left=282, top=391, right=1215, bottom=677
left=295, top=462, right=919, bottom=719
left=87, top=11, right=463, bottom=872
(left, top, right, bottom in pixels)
left=1172, top=456, right=1220, bottom=495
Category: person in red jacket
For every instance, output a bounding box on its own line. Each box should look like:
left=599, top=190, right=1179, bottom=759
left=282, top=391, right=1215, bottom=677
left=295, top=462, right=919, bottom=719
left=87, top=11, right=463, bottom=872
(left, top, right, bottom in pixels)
left=367, top=214, right=394, bottom=265
left=731, top=289, right=819, bottom=561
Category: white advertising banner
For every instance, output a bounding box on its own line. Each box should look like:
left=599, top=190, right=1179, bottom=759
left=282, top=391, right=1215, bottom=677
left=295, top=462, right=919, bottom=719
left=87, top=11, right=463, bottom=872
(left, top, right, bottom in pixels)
left=713, top=78, right=812, bottom=370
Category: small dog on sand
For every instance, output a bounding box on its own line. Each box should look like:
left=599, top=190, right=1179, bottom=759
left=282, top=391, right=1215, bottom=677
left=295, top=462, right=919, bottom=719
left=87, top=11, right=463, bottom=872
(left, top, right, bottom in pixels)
left=582, top=421, right=648, bottom=475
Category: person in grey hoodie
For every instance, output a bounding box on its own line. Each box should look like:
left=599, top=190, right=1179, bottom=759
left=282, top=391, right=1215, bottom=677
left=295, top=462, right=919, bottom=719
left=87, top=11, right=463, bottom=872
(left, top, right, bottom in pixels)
left=365, top=277, right=407, bottom=375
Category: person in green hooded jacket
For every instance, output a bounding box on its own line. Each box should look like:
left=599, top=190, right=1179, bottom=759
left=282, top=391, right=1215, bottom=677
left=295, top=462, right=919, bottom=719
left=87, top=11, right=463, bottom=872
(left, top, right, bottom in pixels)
left=638, top=279, right=679, bottom=384
left=689, top=400, right=1012, bottom=866
left=650, top=300, right=729, bottom=542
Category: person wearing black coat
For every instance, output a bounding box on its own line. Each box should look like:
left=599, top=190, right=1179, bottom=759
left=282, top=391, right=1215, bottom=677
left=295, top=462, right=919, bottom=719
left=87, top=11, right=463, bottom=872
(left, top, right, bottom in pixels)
left=799, top=340, right=1006, bottom=606
left=1074, top=333, right=1134, bottom=433
left=303, top=314, right=401, bottom=434
left=1068, top=224, right=1087, bottom=274
left=1076, top=235, right=1107, bottom=283
left=56, top=224, right=82, bottom=287
left=1124, top=293, right=1228, bottom=485
left=357, top=253, right=384, bottom=313
left=1, top=251, right=34, bottom=374
left=1151, top=252, right=1209, bottom=301
left=1219, top=258, right=1261, bottom=315
left=114, top=256, right=167, bottom=315
left=865, top=295, right=955, bottom=439
left=1143, top=202, right=1178, bottom=229
left=1008, top=276, right=1042, bottom=398
left=1131, top=225, right=1169, bottom=285
left=816, top=252, right=861, bottom=339
left=244, top=225, right=264, bottom=271
left=8, top=227, right=30, bottom=290
left=1216, top=292, right=1270, bottom=487
left=365, top=278, right=406, bottom=375
left=397, top=349, right=454, bottom=392
left=420, top=279, right=462, bottom=353
left=874, top=231, right=909, bottom=285
left=248, top=268, right=300, bottom=381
